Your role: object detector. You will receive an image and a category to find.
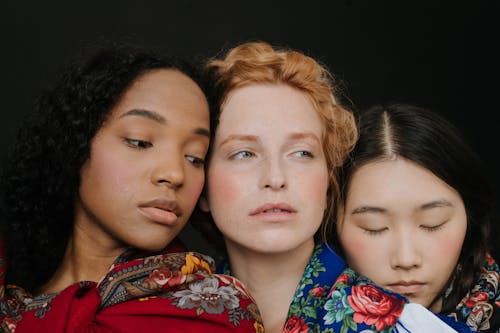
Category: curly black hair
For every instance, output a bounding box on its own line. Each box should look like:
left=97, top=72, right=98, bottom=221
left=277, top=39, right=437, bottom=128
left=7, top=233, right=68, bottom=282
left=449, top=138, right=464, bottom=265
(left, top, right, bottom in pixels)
left=0, top=44, right=207, bottom=294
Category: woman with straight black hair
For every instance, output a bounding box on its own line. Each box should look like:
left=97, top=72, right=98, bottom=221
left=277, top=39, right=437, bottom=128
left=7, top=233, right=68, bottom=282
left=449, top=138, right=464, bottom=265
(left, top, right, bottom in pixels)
left=336, top=103, right=499, bottom=332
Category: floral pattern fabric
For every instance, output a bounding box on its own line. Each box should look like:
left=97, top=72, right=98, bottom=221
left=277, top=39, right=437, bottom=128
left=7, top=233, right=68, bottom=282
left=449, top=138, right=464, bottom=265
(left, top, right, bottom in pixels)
left=447, top=253, right=500, bottom=333
left=0, top=247, right=264, bottom=333
left=285, top=244, right=407, bottom=333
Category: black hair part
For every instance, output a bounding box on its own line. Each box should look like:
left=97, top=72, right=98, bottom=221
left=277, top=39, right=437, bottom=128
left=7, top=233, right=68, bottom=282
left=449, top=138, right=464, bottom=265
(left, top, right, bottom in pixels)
left=337, top=103, right=494, bottom=313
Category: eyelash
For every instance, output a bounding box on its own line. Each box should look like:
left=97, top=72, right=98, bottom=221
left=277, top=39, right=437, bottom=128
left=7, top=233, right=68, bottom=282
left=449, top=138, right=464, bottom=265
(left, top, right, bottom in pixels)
left=124, top=138, right=152, bottom=149
left=292, top=150, right=314, bottom=158
left=186, top=155, right=205, bottom=168
left=362, top=222, right=447, bottom=235
left=124, top=138, right=205, bottom=167
left=421, top=221, right=447, bottom=232
left=363, top=227, right=388, bottom=236
left=230, top=151, right=255, bottom=160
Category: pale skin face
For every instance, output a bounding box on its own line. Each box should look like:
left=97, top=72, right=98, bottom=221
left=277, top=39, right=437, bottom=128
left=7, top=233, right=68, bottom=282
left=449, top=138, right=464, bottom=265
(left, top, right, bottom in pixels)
left=76, top=69, right=210, bottom=253
left=205, top=84, right=329, bottom=256
left=337, top=158, right=467, bottom=312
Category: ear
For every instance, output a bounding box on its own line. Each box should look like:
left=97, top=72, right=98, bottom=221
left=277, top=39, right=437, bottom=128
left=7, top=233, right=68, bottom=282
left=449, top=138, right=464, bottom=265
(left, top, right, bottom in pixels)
left=198, top=197, right=210, bottom=212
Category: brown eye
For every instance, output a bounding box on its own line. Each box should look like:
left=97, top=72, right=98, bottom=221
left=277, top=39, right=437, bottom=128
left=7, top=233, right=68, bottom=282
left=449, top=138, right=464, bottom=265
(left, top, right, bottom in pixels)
left=186, top=155, right=205, bottom=168
left=123, top=138, right=153, bottom=149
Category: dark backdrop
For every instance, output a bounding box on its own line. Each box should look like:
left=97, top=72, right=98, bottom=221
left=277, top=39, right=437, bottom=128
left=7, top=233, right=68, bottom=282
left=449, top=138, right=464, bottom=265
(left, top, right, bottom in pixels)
left=0, top=1, right=498, bottom=258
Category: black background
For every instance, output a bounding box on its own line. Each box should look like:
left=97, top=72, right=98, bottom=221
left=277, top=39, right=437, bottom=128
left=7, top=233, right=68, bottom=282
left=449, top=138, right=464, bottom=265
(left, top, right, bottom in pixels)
left=0, top=1, right=498, bottom=258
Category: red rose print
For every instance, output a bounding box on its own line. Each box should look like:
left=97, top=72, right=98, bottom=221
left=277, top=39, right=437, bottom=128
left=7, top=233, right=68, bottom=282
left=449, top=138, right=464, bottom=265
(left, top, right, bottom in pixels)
left=465, top=291, right=490, bottom=308
left=283, top=315, right=309, bottom=333
left=348, top=285, right=404, bottom=331
left=146, top=268, right=186, bottom=287
left=166, top=270, right=186, bottom=287
left=336, top=273, right=350, bottom=286
left=309, top=287, right=325, bottom=298
left=328, top=273, right=350, bottom=297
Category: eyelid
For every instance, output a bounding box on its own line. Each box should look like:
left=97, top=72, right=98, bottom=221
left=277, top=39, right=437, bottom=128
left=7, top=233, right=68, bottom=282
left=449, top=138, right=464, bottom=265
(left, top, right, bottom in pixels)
left=362, top=227, right=388, bottom=235
left=186, top=155, right=205, bottom=168
left=291, top=150, right=314, bottom=158
left=229, top=150, right=255, bottom=160
left=123, top=138, right=153, bottom=149
left=420, top=220, right=448, bottom=232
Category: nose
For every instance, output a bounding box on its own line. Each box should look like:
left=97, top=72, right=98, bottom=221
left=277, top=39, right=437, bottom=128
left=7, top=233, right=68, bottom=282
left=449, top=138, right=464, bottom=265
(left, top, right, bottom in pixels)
left=260, top=156, right=287, bottom=190
left=390, top=229, right=422, bottom=270
left=151, top=154, right=184, bottom=189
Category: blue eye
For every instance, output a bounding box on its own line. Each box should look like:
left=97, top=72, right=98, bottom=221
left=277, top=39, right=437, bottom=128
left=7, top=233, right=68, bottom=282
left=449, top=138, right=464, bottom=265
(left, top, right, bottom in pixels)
left=293, top=151, right=314, bottom=158
left=186, top=155, right=205, bottom=168
left=124, top=138, right=152, bottom=149
left=231, top=151, right=254, bottom=160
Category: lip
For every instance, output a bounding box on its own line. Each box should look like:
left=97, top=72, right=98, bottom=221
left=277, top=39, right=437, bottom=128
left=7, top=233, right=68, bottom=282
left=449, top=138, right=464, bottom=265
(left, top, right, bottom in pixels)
left=138, top=198, right=182, bottom=226
left=386, top=281, right=426, bottom=294
left=249, top=202, right=297, bottom=222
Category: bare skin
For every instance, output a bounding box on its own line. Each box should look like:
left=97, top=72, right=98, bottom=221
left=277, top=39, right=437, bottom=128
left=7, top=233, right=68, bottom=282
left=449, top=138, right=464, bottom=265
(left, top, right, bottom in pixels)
left=227, top=240, right=313, bottom=333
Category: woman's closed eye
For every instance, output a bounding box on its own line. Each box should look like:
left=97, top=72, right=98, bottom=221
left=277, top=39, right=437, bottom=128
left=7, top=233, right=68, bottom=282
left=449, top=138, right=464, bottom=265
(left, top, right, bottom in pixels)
left=420, top=220, right=448, bottom=232
left=362, top=227, right=388, bottom=235
left=123, top=138, right=153, bottom=149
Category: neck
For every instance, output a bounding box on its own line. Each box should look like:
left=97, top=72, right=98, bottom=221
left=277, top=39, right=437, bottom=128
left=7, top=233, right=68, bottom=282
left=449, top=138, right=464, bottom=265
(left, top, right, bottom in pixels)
left=38, top=211, right=127, bottom=295
left=226, top=239, right=315, bottom=333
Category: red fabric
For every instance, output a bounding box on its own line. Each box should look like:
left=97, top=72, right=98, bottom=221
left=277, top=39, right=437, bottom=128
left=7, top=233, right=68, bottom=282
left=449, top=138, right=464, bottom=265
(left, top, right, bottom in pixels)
left=0, top=248, right=263, bottom=333
left=12, top=282, right=258, bottom=332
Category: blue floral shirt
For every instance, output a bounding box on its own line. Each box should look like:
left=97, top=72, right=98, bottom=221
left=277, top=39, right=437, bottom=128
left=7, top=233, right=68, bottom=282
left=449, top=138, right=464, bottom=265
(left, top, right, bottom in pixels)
left=220, top=243, right=477, bottom=333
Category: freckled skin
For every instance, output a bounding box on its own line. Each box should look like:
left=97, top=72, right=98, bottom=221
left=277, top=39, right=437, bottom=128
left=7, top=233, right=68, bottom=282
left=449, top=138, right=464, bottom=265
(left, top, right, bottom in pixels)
left=337, top=159, right=467, bottom=311
left=206, top=84, right=329, bottom=255
left=76, top=69, right=210, bottom=253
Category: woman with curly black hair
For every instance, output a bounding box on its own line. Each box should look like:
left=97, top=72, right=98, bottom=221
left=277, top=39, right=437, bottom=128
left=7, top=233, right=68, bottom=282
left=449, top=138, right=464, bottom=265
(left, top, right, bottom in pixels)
left=0, top=45, right=262, bottom=332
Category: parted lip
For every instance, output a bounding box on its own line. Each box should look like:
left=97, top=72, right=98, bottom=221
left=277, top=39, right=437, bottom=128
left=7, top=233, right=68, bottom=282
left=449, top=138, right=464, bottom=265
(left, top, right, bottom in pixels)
left=138, top=198, right=182, bottom=217
left=249, top=202, right=297, bottom=216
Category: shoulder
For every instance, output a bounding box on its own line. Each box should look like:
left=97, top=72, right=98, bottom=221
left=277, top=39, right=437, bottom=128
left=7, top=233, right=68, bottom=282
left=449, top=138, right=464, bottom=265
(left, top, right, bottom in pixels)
left=0, top=250, right=263, bottom=333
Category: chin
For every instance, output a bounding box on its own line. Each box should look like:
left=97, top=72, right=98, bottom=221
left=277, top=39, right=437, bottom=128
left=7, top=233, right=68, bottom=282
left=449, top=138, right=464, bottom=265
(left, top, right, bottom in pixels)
left=128, top=235, right=176, bottom=253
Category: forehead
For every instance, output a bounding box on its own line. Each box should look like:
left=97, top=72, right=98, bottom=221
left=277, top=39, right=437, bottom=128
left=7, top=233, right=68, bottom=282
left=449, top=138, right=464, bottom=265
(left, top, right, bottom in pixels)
left=218, top=84, right=323, bottom=135
left=109, top=69, right=209, bottom=122
left=346, top=158, right=461, bottom=206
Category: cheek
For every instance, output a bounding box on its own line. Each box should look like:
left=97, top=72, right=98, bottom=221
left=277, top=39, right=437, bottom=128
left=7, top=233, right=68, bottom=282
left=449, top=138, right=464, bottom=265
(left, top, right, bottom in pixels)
left=297, top=168, right=329, bottom=207
left=207, top=167, right=248, bottom=206
left=84, top=150, right=138, bottom=199
left=429, top=228, right=466, bottom=268
left=338, top=226, right=383, bottom=278
left=183, top=172, right=205, bottom=209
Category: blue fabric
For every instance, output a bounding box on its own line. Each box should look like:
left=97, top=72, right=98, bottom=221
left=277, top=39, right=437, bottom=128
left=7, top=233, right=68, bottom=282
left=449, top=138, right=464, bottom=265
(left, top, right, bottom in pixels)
left=436, top=314, right=475, bottom=333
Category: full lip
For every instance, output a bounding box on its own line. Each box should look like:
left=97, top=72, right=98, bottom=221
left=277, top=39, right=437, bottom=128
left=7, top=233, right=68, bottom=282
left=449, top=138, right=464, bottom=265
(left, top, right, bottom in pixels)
left=386, top=280, right=427, bottom=295
left=249, top=202, right=297, bottom=221
left=138, top=198, right=182, bottom=225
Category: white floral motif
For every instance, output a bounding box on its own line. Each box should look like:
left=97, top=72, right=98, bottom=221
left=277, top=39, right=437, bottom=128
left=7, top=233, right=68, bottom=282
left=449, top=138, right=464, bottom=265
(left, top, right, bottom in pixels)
left=173, top=277, right=240, bottom=314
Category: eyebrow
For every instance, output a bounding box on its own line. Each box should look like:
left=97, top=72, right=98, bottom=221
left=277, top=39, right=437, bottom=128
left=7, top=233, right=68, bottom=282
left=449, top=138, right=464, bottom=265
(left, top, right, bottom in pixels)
left=351, top=206, right=387, bottom=215
left=120, top=109, right=166, bottom=123
left=288, top=131, right=321, bottom=143
left=119, top=109, right=210, bottom=138
left=350, top=199, right=453, bottom=215
left=419, top=199, right=453, bottom=210
left=219, top=134, right=259, bottom=147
